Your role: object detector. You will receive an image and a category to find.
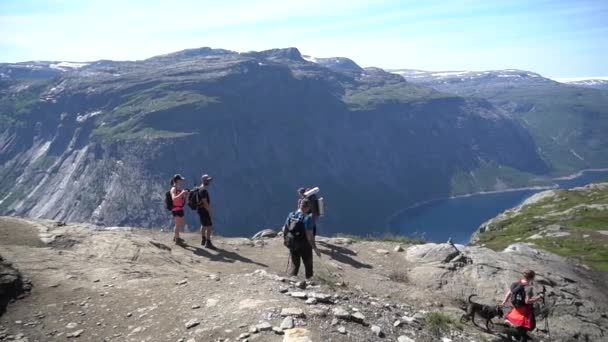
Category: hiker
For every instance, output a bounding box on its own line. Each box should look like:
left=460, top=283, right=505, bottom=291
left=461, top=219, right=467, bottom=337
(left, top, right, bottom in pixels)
left=283, top=198, right=321, bottom=279
left=197, top=174, right=215, bottom=249
left=297, top=187, right=323, bottom=236
left=170, top=174, right=188, bottom=243
left=501, top=270, right=544, bottom=341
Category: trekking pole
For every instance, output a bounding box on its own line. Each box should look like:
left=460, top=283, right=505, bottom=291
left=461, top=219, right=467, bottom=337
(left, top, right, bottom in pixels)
left=285, top=251, right=291, bottom=274
left=542, top=285, right=551, bottom=342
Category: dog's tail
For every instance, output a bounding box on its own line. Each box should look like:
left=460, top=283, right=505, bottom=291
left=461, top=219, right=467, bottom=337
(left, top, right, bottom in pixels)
left=468, top=294, right=478, bottom=304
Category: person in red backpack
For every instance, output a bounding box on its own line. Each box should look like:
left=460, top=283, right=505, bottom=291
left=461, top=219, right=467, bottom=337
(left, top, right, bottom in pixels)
left=501, top=270, right=544, bottom=341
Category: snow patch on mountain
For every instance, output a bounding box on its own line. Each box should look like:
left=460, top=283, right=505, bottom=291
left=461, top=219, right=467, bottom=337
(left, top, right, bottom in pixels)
left=302, top=55, right=318, bottom=63
left=554, top=77, right=608, bottom=89
left=553, top=76, right=608, bottom=83
left=431, top=71, right=472, bottom=77
left=76, top=110, right=102, bottom=123
left=49, top=61, right=89, bottom=71
left=575, top=79, right=608, bottom=85
left=390, top=69, right=542, bottom=81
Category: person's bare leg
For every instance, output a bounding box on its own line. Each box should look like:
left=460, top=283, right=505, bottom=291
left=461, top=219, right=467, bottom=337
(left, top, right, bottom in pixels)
left=200, top=225, right=206, bottom=245
left=205, top=226, right=213, bottom=240
left=179, top=217, right=185, bottom=235
left=173, top=217, right=181, bottom=241
left=204, top=226, right=215, bottom=248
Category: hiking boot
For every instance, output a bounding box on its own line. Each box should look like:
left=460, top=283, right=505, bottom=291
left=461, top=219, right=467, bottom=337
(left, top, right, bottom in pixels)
left=205, top=240, right=216, bottom=250
left=201, top=236, right=206, bottom=246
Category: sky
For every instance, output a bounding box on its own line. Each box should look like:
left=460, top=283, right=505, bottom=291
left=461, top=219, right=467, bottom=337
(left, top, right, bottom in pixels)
left=0, top=0, right=607, bottom=79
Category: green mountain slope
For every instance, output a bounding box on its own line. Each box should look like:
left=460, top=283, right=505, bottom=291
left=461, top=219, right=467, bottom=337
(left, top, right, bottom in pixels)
left=472, top=182, right=608, bottom=271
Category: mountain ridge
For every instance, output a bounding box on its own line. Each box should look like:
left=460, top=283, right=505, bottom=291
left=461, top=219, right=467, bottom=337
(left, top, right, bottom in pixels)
left=391, top=66, right=608, bottom=175
left=0, top=46, right=602, bottom=237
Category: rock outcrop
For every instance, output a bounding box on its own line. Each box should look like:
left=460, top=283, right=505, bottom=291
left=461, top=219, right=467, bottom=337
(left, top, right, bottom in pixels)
left=405, top=242, right=607, bottom=341
left=1, top=216, right=606, bottom=341
left=0, top=256, right=30, bottom=316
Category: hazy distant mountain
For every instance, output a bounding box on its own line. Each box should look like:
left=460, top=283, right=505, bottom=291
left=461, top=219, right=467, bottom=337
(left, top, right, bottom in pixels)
left=0, top=47, right=553, bottom=235
left=391, top=68, right=608, bottom=174
left=563, top=79, right=608, bottom=90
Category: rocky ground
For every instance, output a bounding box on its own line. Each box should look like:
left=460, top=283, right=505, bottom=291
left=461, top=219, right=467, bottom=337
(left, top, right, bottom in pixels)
left=1, top=217, right=607, bottom=341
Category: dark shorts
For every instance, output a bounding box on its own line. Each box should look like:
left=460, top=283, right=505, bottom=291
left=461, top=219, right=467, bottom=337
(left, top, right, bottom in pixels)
left=171, top=210, right=184, bottom=217
left=197, top=208, right=213, bottom=227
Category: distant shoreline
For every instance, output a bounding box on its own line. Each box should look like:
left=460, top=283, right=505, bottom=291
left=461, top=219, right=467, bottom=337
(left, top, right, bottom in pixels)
left=386, top=167, right=608, bottom=226
left=552, top=168, right=608, bottom=180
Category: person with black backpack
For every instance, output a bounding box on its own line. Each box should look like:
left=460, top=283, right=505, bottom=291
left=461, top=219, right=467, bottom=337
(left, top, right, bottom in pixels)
left=501, top=270, right=544, bottom=341
left=196, top=174, right=215, bottom=249
left=282, top=198, right=321, bottom=279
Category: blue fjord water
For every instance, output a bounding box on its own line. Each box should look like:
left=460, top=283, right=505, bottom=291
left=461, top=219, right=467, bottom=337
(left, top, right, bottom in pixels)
left=390, top=170, right=608, bottom=244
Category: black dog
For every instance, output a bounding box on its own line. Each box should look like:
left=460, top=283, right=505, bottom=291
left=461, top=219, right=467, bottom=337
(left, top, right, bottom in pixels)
left=460, top=294, right=504, bottom=331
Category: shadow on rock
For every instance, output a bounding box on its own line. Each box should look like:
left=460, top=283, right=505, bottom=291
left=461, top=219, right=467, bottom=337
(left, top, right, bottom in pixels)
left=317, top=241, right=372, bottom=269
left=182, top=244, right=268, bottom=267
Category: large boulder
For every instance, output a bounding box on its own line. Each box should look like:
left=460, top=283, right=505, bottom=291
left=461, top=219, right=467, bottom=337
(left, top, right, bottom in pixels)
left=0, top=255, right=29, bottom=316
left=252, top=229, right=278, bottom=240
left=403, top=243, right=608, bottom=341
left=405, top=242, right=465, bottom=263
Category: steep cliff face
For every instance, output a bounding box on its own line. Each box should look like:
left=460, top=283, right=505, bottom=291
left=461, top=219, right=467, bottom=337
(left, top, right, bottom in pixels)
left=0, top=48, right=547, bottom=236
left=393, top=69, right=608, bottom=174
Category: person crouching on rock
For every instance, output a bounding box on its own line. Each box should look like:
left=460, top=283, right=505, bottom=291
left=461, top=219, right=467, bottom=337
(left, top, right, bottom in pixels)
left=501, top=270, right=544, bottom=341
left=282, top=199, right=321, bottom=279
left=170, top=174, right=188, bottom=244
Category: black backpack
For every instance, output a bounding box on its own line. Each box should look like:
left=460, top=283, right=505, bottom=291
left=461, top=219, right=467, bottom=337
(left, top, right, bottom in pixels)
left=308, top=194, right=321, bottom=216
left=165, top=191, right=173, bottom=211
left=187, top=188, right=200, bottom=210
left=511, top=282, right=526, bottom=307
left=283, top=213, right=307, bottom=249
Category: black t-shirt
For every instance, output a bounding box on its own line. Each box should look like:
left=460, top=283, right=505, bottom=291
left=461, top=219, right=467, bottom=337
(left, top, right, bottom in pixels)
left=198, top=188, right=210, bottom=207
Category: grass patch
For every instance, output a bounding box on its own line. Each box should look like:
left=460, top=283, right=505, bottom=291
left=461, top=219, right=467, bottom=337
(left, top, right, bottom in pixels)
left=313, top=267, right=345, bottom=290
left=388, top=269, right=409, bottom=283
left=343, top=81, right=445, bottom=109
left=450, top=160, right=553, bottom=196
left=93, top=126, right=195, bottom=142
left=534, top=236, right=608, bottom=272
left=335, top=233, right=425, bottom=244
left=425, top=312, right=462, bottom=338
